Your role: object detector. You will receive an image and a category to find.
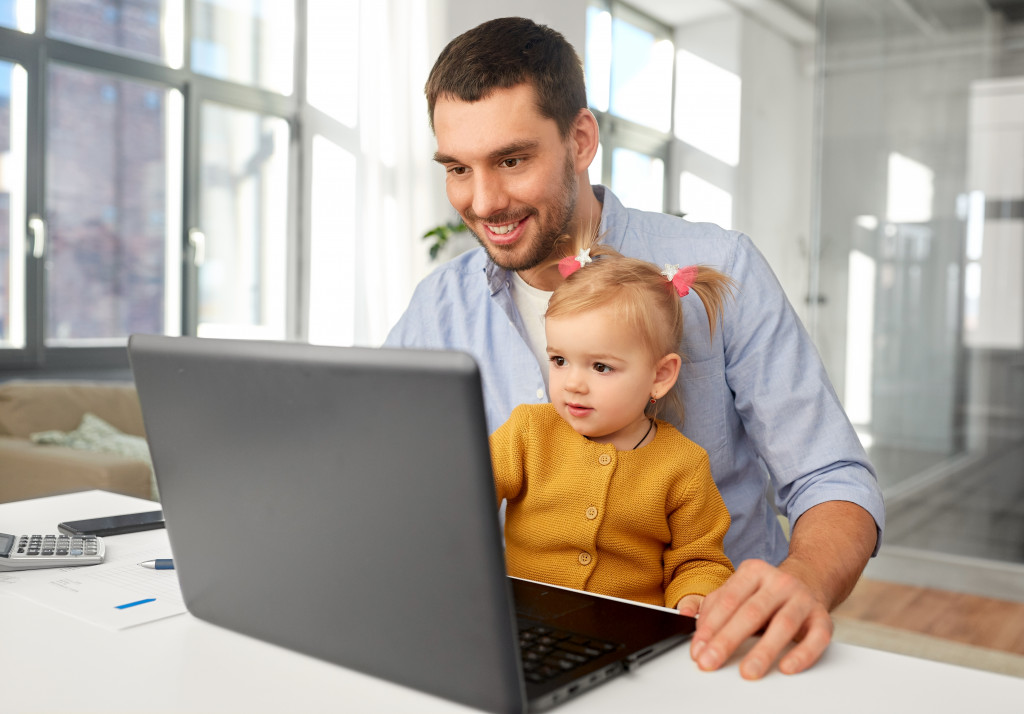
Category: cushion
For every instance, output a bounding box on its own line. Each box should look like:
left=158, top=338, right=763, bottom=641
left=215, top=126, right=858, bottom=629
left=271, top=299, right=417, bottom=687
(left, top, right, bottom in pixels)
left=30, top=413, right=158, bottom=499
left=0, top=380, right=144, bottom=438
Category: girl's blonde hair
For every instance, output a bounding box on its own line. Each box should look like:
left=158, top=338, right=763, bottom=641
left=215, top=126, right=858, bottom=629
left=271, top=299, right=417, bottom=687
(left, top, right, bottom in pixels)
left=544, top=230, right=735, bottom=424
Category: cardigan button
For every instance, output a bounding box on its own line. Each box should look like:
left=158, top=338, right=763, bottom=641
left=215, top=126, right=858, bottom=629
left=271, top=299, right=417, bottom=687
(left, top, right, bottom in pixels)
left=578, top=551, right=592, bottom=565
left=585, top=506, right=598, bottom=520
left=598, top=454, right=611, bottom=466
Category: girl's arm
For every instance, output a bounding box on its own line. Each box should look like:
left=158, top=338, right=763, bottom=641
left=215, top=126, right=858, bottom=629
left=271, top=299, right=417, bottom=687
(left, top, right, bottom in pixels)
left=662, top=453, right=734, bottom=611
left=488, top=406, right=527, bottom=506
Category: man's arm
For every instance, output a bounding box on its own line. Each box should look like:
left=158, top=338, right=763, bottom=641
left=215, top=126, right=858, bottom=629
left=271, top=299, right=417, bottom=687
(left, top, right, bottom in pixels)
left=688, top=501, right=877, bottom=680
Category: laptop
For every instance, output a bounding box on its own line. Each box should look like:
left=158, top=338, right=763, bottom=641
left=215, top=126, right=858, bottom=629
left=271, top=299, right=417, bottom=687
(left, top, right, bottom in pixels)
left=128, top=335, right=695, bottom=713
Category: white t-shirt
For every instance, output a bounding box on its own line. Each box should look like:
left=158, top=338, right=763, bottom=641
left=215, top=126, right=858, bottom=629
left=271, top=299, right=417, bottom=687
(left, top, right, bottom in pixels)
left=510, top=271, right=553, bottom=388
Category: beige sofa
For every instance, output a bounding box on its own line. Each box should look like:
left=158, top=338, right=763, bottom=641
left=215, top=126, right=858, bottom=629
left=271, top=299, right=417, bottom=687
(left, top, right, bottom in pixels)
left=0, top=380, right=155, bottom=504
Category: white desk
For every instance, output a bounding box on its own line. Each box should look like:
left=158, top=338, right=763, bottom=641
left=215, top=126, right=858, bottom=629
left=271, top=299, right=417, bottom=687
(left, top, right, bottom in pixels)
left=2, top=490, right=1022, bottom=713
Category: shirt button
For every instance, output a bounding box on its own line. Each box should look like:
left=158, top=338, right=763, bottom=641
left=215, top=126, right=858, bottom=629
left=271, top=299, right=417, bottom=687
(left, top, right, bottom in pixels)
left=536, top=388, right=545, bottom=400
left=578, top=551, right=592, bottom=565
left=598, top=454, right=611, bottom=466
left=585, top=506, right=598, bottom=520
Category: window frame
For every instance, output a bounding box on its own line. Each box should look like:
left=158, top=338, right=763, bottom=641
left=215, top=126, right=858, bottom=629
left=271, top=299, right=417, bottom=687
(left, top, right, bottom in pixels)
left=0, top=1, right=306, bottom=374
left=586, top=0, right=677, bottom=214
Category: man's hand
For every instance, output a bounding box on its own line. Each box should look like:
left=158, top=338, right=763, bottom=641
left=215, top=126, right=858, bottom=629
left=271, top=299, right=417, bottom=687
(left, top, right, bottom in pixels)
left=689, top=559, right=832, bottom=679
left=689, top=502, right=877, bottom=680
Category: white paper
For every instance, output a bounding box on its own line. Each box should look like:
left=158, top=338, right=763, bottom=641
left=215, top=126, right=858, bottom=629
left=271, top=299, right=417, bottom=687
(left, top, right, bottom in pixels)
left=0, top=529, right=186, bottom=629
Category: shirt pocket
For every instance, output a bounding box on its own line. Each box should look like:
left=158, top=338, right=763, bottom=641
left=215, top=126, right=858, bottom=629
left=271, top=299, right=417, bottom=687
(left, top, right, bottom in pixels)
left=677, top=356, right=728, bottom=457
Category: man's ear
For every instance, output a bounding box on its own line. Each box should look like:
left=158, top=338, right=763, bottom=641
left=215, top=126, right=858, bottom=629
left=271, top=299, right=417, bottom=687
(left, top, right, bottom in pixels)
left=653, top=353, right=682, bottom=397
left=570, top=108, right=600, bottom=176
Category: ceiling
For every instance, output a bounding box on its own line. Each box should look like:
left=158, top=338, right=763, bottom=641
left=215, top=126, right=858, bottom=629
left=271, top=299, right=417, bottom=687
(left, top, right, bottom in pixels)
left=628, top=0, right=1024, bottom=34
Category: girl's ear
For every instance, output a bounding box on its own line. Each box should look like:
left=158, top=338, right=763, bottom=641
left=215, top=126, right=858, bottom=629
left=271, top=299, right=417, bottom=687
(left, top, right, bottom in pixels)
left=652, top=353, right=682, bottom=398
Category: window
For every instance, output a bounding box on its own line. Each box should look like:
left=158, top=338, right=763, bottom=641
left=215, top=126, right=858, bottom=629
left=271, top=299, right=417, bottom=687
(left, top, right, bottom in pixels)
left=0, top=1, right=435, bottom=372
left=1, top=60, right=27, bottom=348
left=0, top=1, right=295, bottom=367
left=586, top=1, right=744, bottom=228
left=196, top=103, right=288, bottom=339
left=191, top=0, right=294, bottom=93
left=45, top=64, right=180, bottom=344
left=585, top=1, right=673, bottom=210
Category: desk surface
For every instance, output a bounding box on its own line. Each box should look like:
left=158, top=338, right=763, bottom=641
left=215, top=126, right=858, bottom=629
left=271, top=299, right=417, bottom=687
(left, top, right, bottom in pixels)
left=2, top=490, right=1022, bottom=713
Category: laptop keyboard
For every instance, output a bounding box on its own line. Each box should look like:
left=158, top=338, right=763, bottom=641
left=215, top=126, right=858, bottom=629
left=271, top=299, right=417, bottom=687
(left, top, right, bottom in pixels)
left=518, top=623, right=619, bottom=684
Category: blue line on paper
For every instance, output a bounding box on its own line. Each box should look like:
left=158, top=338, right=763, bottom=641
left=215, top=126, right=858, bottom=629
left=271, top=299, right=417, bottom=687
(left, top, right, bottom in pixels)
left=115, top=597, right=156, bottom=610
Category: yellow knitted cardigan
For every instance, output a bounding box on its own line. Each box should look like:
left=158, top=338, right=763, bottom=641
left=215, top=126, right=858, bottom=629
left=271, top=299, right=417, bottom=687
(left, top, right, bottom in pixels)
left=490, top=403, right=734, bottom=609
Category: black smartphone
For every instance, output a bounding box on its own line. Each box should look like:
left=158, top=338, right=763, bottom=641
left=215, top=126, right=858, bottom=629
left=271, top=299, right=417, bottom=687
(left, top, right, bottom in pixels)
left=57, top=510, right=165, bottom=537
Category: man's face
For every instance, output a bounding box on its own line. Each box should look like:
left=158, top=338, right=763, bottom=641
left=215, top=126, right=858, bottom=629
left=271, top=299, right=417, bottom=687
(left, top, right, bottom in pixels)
left=432, top=84, right=579, bottom=273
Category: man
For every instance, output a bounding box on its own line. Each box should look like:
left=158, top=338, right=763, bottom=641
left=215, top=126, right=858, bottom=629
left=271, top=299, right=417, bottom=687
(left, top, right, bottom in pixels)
left=386, top=16, right=884, bottom=680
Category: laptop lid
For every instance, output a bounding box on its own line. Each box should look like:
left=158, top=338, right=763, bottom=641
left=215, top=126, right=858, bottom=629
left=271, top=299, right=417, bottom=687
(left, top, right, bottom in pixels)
left=129, top=335, right=693, bottom=713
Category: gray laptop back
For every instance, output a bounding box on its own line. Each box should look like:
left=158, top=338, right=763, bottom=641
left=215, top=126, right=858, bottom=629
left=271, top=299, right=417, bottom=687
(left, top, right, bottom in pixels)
left=129, top=335, right=524, bottom=712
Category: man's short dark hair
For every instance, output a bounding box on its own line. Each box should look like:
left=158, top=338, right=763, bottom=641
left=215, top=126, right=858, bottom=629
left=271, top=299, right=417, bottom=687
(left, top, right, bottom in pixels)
left=425, top=17, right=588, bottom=138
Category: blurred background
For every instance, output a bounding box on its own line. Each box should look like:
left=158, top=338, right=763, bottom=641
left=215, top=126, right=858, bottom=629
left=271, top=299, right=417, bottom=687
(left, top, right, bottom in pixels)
left=0, top=0, right=1021, bottom=600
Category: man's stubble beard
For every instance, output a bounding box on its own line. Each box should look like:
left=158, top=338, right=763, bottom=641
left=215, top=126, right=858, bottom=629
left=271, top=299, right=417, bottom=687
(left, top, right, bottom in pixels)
left=464, top=152, right=578, bottom=273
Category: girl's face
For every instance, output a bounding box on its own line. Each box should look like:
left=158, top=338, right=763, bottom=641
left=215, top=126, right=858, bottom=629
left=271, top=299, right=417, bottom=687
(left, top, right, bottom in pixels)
left=545, top=304, right=677, bottom=450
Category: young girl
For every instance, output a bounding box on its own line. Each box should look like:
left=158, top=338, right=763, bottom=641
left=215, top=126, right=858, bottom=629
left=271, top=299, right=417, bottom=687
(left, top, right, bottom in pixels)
left=489, top=238, right=735, bottom=616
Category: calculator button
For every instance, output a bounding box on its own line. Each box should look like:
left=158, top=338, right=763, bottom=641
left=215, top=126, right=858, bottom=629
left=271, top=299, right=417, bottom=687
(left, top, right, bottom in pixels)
left=42, top=549, right=54, bottom=556
left=56, top=549, right=69, bottom=556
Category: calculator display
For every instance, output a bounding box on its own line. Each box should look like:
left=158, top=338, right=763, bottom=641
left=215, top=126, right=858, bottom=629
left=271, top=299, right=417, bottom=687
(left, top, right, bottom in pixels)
left=0, top=533, right=12, bottom=557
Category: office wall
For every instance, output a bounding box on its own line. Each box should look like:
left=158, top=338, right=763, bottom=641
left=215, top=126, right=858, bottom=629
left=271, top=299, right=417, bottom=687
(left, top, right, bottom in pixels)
left=441, top=0, right=587, bottom=54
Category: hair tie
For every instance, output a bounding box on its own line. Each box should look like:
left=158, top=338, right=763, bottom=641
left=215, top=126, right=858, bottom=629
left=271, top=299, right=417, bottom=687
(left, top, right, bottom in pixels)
left=558, top=248, right=593, bottom=278
left=661, top=264, right=699, bottom=297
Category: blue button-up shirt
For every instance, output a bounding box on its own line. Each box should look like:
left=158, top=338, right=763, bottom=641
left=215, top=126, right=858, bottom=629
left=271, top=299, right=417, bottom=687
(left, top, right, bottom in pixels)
left=386, top=186, right=884, bottom=566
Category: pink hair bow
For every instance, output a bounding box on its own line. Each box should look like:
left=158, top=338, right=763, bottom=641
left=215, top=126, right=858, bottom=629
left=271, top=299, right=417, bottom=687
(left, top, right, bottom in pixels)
left=558, top=248, right=593, bottom=277
left=661, top=264, right=698, bottom=297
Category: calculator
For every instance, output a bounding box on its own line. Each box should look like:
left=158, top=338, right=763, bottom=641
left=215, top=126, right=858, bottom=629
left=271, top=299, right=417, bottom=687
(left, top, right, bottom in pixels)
left=0, top=532, right=105, bottom=571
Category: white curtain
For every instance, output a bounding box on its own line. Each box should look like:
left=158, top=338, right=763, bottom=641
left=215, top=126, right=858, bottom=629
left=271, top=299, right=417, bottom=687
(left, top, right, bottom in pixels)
left=307, top=0, right=451, bottom=347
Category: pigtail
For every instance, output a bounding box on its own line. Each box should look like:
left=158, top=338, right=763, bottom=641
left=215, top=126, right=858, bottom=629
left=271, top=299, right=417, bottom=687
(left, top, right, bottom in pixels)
left=686, top=267, right=736, bottom=342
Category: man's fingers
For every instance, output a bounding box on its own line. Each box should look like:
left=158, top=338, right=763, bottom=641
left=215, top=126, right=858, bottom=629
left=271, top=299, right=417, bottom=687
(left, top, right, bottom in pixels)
left=691, top=560, right=780, bottom=670
left=692, top=560, right=765, bottom=635
left=736, top=598, right=830, bottom=680
left=777, top=610, right=833, bottom=675
left=690, top=559, right=834, bottom=677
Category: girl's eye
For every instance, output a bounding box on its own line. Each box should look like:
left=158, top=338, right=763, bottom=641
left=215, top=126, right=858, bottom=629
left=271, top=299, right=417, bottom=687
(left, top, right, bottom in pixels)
left=549, top=356, right=565, bottom=366
left=593, top=363, right=612, bottom=373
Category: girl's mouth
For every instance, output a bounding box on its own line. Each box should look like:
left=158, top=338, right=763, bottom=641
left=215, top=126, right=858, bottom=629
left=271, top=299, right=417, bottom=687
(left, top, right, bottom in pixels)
left=566, top=403, right=592, bottom=418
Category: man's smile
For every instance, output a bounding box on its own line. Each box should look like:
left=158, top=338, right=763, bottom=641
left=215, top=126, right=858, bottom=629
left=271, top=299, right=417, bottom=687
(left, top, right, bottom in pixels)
left=480, top=215, right=530, bottom=245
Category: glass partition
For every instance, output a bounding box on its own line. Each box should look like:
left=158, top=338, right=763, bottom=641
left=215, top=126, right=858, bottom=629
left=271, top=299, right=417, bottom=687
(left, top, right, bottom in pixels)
left=816, top=0, right=1024, bottom=573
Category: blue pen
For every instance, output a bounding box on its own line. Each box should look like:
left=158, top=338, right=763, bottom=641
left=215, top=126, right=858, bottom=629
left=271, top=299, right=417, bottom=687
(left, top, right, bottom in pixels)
left=139, top=558, right=174, bottom=570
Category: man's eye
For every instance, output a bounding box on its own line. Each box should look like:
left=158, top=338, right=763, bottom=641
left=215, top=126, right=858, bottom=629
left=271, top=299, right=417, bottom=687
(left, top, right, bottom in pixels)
left=447, top=165, right=467, bottom=175
left=501, top=158, right=521, bottom=168
left=593, top=363, right=612, bottom=373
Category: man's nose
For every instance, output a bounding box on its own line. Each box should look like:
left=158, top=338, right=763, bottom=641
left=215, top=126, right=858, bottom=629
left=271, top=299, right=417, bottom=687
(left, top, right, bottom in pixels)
left=471, top=171, right=510, bottom=221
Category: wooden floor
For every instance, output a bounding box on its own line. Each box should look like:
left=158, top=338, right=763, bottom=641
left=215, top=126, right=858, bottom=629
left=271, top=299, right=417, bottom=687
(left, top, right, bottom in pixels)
left=834, top=577, right=1024, bottom=657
